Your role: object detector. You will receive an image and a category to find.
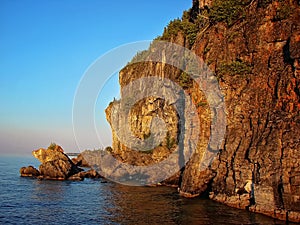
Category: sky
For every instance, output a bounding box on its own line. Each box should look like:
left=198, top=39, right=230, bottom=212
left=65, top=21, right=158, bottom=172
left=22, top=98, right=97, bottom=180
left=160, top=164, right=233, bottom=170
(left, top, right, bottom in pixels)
left=0, top=0, right=191, bottom=155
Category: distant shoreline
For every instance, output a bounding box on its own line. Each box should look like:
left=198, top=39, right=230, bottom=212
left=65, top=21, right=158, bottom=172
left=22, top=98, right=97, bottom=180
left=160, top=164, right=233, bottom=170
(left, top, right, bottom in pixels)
left=65, top=153, right=80, bottom=157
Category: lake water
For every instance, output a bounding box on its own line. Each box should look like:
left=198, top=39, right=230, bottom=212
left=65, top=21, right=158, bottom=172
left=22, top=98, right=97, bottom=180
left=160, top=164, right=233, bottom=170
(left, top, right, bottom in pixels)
left=0, top=156, right=295, bottom=225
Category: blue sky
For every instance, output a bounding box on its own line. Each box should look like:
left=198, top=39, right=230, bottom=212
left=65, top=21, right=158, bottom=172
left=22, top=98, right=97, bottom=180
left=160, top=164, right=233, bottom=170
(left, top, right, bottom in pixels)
left=0, top=0, right=191, bottom=155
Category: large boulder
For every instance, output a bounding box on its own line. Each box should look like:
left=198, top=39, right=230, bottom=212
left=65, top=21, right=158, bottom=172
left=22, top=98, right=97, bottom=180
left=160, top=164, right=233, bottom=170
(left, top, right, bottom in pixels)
left=31, top=146, right=83, bottom=180
left=38, top=159, right=82, bottom=180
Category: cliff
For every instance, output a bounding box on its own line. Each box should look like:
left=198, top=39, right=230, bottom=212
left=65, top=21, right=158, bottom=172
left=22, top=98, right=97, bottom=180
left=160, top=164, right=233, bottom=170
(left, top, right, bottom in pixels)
left=105, top=0, right=300, bottom=222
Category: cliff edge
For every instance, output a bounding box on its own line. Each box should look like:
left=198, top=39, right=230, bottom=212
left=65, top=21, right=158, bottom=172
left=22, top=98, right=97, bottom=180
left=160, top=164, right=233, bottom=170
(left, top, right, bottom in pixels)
left=106, top=0, right=300, bottom=222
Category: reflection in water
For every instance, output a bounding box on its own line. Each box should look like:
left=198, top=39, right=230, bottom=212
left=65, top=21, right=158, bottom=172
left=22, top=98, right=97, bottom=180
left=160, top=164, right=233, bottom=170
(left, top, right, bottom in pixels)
left=103, top=185, right=182, bottom=224
left=101, top=184, right=285, bottom=225
left=0, top=157, right=294, bottom=225
left=32, top=180, right=66, bottom=201
left=32, top=180, right=66, bottom=215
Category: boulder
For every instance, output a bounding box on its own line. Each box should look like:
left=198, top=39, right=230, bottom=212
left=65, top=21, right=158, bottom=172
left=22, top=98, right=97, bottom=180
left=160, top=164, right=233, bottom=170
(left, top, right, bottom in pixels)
left=67, top=169, right=103, bottom=181
left=27, top=146, right=83, bottom=180
left=68, top=173, right=84, bottom=181
left=38, top=159, right=82, bottom=180
left=20, top=166, right=40, bottom=177
left=82, top=169, right=102, bottom=179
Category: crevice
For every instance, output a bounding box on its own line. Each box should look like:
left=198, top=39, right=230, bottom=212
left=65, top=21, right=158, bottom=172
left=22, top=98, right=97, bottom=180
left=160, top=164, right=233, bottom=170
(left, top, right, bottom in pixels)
left=201, top=174, right=216, bottom=198
left=278, top=181, right=285, bottom=208
left=253, top=162, right=261, bottom=184
left=274, top=75, right=280, bottom=100
left=230, top=138, right=241, bottom=194
left=268, top=56, right=272, bottom=69
left=283, top=38, right=295, bottom=68
left=177, top=90, right=186, bottom=188
left=294, top=80, right=300, bottom=98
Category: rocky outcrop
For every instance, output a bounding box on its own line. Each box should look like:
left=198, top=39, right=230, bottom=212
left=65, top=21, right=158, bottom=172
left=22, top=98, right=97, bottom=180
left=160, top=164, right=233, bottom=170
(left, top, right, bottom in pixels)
left=20, top=145, right=101, bottom=181
left=32, top=146, right=82, bottom=180
left=105, top=0, right=300, bottom=222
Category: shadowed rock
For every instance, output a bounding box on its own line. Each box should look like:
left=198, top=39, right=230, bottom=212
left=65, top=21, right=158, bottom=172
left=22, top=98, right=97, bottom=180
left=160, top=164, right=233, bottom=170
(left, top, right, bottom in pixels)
left=71, top=153, right=90, bottom=167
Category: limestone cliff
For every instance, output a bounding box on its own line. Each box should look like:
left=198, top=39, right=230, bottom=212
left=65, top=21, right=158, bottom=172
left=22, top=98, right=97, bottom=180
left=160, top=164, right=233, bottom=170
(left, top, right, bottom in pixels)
left=105, top=0, right=300, bottom=222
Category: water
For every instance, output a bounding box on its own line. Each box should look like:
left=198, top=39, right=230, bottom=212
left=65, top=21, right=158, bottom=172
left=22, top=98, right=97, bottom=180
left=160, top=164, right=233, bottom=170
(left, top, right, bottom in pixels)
left=0, top=156, right=295, bottom=225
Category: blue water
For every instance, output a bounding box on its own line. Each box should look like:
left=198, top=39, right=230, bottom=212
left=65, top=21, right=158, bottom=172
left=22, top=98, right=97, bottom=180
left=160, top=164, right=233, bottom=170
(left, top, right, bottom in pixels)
left=0, top=156, right=295, bottom=225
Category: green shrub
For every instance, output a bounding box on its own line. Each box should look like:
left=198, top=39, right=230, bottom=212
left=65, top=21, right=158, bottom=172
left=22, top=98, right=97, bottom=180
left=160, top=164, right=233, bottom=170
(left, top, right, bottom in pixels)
left=157, top=10, right=209, bottom=47
left=197, top=101, right=208, bottom=107
left=204, top=46, right=211, bottom=54
left=258, top=0, right=273, bottom=8
left=130, top=50, right=151, bottom=63
left=160, top=19, right=183, bottom=41
left=182, top=20, right=200, bottom=46
left=178, top=71, right=193, bottom=89
left=141, top=149, right=154, bottom=154
left=166, top=131, right=176, bottom=150
left=48, top=142, right=57, bottom=150
left=218, top=60, right=253, bottom=76
left=209, top=0, right=251, bottom=26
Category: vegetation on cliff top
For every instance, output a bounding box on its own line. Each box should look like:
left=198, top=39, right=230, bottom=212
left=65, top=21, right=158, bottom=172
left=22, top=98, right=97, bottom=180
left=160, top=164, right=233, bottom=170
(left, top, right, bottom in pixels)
left=128, top=0, right=291, bottom=85
left=156, top=9, right=209, bottom=47
left=209, top=0, right=252, bottom=26
left=130, top=0, right=290, bottom=64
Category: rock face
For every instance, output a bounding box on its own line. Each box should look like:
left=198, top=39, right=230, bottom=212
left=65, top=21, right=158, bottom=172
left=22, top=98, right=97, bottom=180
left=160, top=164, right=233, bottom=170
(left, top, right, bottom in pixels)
left=105, top=0, right=300, bottom=222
